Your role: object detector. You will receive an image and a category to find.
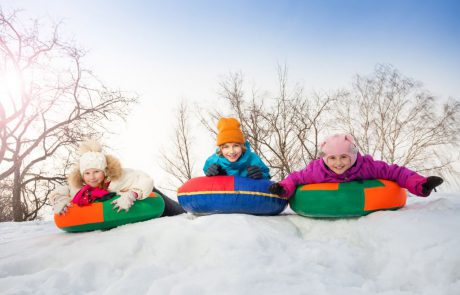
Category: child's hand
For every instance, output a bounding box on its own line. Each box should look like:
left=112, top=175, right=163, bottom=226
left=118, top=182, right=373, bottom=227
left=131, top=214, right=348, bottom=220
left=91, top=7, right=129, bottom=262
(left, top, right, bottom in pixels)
left=205, top=164, right=226, bottom=176
left=421, top=176, right=444, bottom=196
left=247, top=166, right=263, bottom=179
left=53, top=195, right=72, bottom=215
left=269, top=183, right=285, bottom=196
left=111, top=191, right=137, bottom=212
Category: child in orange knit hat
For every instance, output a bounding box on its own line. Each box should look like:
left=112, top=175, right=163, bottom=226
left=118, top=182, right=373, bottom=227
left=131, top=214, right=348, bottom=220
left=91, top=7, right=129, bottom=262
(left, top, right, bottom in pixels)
left=203, top=117, right=270, bottom=179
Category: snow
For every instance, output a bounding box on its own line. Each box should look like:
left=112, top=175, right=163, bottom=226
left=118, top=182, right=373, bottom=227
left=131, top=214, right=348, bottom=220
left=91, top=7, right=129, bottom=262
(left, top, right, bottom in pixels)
left=1, top=194, right=459, bottom=295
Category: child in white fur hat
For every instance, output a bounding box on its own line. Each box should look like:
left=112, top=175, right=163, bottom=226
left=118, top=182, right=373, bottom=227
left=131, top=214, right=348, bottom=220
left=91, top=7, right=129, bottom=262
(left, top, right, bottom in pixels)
left=49, top=140, right=185, bottom=216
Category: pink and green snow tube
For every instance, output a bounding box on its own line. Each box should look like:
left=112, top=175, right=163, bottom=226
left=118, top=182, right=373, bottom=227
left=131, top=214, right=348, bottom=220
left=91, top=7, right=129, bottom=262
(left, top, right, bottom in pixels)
left=290, top=179, right=407, bottom=218
left=54, top=192, right=165, bottom=232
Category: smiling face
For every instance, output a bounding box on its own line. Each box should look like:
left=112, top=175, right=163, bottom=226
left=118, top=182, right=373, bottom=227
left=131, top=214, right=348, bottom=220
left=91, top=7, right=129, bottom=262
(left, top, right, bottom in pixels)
left=220, top=142, right=243, bottom=162
left=82, top=168, right=106, bottom=188
left=325, top=154, right=353, bottom=175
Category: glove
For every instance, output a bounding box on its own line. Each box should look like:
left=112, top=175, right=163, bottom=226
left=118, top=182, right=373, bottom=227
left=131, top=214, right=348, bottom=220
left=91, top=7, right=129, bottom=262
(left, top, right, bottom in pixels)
left=247, top=166, right=263, bottom=179
left=421, top=176, right=444, bottom=196
left=111, top=191, right=137, bottom=212
left=52, top=195, right=72, bottom=215
left=269, top=183, right=285, bottom=196
left=205, top=164, right=226, bottom=176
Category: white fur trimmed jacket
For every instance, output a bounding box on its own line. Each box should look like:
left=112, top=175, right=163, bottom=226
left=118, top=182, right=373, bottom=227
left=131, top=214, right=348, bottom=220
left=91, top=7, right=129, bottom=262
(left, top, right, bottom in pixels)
left=49, top=168, right=154, bottom=207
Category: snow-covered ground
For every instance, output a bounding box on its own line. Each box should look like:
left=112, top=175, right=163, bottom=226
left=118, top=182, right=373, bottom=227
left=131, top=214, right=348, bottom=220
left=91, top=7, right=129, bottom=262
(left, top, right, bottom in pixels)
left=1, top=193, right=459, bottom=295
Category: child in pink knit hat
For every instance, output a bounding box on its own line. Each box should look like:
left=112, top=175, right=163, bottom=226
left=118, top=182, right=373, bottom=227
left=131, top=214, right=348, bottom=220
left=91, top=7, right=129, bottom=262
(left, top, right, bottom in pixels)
left=269, top=133, right=443, bottom=199
left=320, top=134, right=358, bottom=175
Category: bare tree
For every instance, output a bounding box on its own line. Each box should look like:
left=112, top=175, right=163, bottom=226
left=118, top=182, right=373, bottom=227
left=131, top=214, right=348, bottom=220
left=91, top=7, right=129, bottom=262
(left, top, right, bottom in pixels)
left=0, top=10, right=137, bottom=221
left=0, top=178, right=13, bottom=221
left=200, top=65, right=335, bottom=180
left=160, top=100, right=195, bottom=189
left=336, top=64, right=460, bottom=178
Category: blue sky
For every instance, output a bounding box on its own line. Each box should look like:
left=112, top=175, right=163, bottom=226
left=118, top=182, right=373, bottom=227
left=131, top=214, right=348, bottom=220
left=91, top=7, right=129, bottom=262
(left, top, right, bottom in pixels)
left=1, top=0, right=459, bottom=185
left=4, top=0, right=459, bottom=97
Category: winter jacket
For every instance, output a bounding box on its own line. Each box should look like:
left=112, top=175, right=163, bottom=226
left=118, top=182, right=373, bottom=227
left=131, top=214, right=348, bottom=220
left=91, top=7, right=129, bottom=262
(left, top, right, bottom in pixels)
left=203, top=141, right=270, bottom=179
left=279, top=153, right=428, bottom=198
left=49, top=168, right=154, bottom=207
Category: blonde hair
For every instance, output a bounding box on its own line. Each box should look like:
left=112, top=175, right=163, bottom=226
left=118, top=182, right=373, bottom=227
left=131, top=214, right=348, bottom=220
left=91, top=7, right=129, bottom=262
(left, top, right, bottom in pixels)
left=216, top=143, right=247, bottom=156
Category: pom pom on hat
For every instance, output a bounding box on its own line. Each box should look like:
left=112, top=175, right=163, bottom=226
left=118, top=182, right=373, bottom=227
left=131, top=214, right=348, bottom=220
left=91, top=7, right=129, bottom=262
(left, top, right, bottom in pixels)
left=216, top=117, right=245, bottom=146
left=320, top=134, right=358, bottom=165
left=78, top=139, right=102, bottom=154
left=78, top=140, right=107, bottom=174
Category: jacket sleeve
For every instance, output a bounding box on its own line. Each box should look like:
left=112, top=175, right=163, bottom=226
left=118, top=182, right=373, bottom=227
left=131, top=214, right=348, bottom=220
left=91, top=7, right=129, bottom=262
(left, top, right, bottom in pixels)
left=203, top=154, right=218, bottom=175
left=248, top=152, right=271, bottom=179
left=132, top=170, right=154, bottom=200
left=261, top=163, right=270, bottom=179
left=48, top=185, right=73, bottom=212
left=113, top=169, right=154, bottom=200
left=365, top=157, right=427, bottom=196
left=278, top=162, right=316, bottom=198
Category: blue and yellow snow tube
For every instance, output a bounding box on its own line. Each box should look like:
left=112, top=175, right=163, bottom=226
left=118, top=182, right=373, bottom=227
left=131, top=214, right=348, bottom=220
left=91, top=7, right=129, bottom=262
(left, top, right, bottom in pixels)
left=54, top=192, right=165, bottom=232
left=290, top=179, right=407, bottom=218
left=177, top=176, right=287, bottom=215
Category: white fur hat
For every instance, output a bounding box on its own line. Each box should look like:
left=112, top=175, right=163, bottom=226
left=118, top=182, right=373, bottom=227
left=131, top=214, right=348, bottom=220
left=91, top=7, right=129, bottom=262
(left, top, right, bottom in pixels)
left=79, top=151, right=107, bottom=174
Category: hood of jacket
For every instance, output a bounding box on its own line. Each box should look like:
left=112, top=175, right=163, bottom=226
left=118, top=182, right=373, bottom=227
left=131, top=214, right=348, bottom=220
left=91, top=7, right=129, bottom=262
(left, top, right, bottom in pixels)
left=68, top=154, right=123, bottom=188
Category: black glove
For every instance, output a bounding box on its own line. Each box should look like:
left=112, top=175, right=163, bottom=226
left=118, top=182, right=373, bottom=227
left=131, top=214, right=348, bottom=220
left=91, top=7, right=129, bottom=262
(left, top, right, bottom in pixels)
left=247, top=166, right=263, bottom=179
left=421, top=176, right=443, bottom=195
left=269, top=183, right=285, bottom=196
left=205, top=164, right=226, bottom=177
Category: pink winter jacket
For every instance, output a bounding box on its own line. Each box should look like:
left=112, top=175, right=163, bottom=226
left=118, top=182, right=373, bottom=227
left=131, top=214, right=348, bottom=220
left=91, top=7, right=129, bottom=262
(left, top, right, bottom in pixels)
left=279, top=153, right=428, bottom=198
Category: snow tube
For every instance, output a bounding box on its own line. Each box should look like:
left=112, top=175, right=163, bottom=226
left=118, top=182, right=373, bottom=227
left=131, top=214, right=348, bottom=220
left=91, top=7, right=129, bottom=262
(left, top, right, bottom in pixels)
left=177, top=176, right=288, bottom=215
left=54, top=192, right=165, bottom=232
left=290, top=179, right=407, bottom=218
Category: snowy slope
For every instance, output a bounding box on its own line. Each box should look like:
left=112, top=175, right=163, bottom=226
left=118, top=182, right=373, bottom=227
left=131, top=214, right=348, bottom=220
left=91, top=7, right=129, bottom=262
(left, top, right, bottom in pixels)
left=1, top=193, right=459, bottom=295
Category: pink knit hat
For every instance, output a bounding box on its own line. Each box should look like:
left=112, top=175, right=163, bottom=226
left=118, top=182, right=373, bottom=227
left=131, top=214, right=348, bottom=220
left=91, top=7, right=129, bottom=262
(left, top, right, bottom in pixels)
left=320, top=134, right=358, bottom=165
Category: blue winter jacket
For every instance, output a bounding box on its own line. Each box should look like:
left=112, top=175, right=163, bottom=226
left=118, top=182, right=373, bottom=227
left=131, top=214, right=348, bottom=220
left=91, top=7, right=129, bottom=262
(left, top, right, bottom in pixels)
left=203, top=141, right=270, bottom=179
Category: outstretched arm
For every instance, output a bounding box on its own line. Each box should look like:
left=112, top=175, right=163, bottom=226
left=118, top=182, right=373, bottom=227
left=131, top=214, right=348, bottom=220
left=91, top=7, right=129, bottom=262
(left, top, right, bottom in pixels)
left=366, top=157, right=428, bottom=196
left=278, top=162, right=316, bottom=198
left=49, top=185, right=72, bottom=215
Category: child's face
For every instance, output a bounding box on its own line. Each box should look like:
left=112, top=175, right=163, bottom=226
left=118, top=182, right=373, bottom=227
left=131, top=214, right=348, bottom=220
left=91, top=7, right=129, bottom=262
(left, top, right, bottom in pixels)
left=221, top=143, right=243, bottom=162
left=325, top=154, right=352, bottom=175
left=82, top=168, right=106, bottom=187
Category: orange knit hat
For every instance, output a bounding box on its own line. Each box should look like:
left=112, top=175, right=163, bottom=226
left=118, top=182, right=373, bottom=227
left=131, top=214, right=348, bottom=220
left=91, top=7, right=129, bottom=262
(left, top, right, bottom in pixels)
left=216, top=117, right=245, bottom=146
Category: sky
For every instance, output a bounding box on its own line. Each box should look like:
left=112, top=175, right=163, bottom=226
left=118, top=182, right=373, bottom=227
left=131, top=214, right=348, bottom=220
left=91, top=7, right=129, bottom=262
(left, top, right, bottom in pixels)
left=1, top=192, right=459, bottom=294
left=1, top=0, right=460, bottom=189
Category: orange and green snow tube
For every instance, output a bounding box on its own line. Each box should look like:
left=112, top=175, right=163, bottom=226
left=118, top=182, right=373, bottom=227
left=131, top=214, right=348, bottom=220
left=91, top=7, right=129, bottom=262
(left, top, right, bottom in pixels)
left=54, top=192, right=165, bottom=232
left=289, top=179, right=407, bottom=218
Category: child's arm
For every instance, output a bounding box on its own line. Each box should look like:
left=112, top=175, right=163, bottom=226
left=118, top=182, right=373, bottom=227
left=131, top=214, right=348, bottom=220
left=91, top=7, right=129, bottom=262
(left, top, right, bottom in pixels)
left=203, top=154, right=227, bottom=176
left=110, top=169, right=154, bottom=212
left=278, top=162, right=316, bottom=198
left=49, top=185, right=72, bottom=214
left=260, top=162, right=270, bottom=179
left=203, top=154, right=219, bottom=175
left=114, top=168, right=154, bottom=200
left=365, top=156, right=427, bottom=196
left=278, top=171, right=304, bottom=198
left=130, top=170, right=154, bottom=200
left=248, top=153, right=270, bottom=179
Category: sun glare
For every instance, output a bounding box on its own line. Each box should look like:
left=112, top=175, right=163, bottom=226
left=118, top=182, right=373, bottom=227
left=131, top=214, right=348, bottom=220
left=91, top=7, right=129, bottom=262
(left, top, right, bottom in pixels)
left=0, top=67, right=23, bottom=103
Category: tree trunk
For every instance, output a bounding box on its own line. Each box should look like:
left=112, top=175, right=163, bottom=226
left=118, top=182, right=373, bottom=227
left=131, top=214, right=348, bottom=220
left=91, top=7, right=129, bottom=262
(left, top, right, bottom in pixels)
left=12, top=166, right=23, bottom=221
